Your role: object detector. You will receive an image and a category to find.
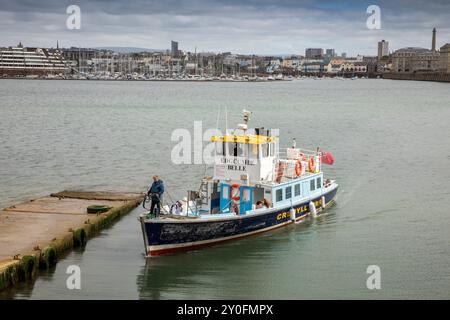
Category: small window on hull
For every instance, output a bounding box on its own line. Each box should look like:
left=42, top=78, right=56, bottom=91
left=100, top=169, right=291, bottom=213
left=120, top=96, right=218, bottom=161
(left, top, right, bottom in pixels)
left=276, top=189, right=283, bottom=202
left=294, top=184, right=301, bottom=196
left=286, top=186, right=292, bottom=199
left=316, top=177, right=322, bottom=189
left=310, top=179, right=316, bottom=191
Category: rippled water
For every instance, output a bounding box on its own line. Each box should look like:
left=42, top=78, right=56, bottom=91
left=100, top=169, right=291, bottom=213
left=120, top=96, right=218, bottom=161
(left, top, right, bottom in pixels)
left=0, top=79, right=449, bottom=299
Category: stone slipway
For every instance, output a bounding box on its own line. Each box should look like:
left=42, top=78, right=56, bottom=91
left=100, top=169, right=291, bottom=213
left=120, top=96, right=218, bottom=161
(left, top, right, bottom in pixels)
left=0, top=191, right=144, bottom=291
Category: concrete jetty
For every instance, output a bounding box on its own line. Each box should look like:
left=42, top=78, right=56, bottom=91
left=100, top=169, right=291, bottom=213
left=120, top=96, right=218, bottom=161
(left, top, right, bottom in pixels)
left=0, top=191, right=144, bottom=291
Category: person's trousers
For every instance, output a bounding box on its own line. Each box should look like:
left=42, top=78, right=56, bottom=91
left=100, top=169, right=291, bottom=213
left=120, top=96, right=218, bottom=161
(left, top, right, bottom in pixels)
left=150, top=199, right=161, bottom=214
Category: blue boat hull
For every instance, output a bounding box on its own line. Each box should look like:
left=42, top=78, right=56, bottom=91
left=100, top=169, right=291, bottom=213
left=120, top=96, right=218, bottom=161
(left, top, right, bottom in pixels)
left=141, top=186, right=338, bottom=256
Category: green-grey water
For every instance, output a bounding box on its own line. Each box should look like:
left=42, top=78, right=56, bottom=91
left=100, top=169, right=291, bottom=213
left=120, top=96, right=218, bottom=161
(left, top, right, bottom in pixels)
left=0, top=79, right=449, bottom=299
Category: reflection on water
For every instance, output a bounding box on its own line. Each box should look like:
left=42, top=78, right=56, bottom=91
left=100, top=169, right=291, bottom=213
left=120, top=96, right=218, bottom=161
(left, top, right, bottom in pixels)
left=137, top=222, right=309, bottom=300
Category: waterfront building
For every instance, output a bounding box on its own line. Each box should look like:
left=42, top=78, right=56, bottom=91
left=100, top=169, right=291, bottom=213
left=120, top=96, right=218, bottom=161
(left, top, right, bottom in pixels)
left=171, top=41, right=179, bottom=57
left=305, top=48, right=323, bottom=59
left=362, top=56, right=379, bottom=74
left=329, top=58, right=345, bottom=65
left=291, top=59, right=301, bottom=71
left=0, top=43, right=69, bottom=77
left=265, top=59, right=281, bottom=73
left=391, top=28, right=442, bottom=73
left=223, top=54, right=238, bottom=66
left=439, top=44, right=450, bottom=73
left=378, top=40, right=389, bottom=59
left=391, top=47, right=440, bottom=73
left=325, top=49, right=335, bottom=58
left=325, top=61, right=343, bottom=74
left=62, top=47, right=98, bottom=74
left=282, top=58, right=294, bottom=69
left=341, top=61, right=367, bottom=73
left=239, top=58, right=252, bottom=67
left=302, top=61, right=324, bottom=73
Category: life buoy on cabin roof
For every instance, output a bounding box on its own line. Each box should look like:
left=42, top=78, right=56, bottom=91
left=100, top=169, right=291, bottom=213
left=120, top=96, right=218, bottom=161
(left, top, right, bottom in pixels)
left=295, top=160, right=302, bottom=177
left=308, top=157, right=316, bottom=173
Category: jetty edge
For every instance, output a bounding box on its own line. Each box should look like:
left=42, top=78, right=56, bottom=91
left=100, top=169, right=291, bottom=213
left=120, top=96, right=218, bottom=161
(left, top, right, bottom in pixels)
left=0, top=190, right=144, bottom=292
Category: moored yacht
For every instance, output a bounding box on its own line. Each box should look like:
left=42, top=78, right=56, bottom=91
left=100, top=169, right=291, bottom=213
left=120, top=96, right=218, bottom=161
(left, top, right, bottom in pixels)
left=139, top=111, right=338, bottom=256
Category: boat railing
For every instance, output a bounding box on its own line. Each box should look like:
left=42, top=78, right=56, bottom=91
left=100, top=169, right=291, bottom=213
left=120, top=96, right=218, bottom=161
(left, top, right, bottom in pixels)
left=274, top=148, right=321, bottom=183
left=277, top=147, right=318, bottom=160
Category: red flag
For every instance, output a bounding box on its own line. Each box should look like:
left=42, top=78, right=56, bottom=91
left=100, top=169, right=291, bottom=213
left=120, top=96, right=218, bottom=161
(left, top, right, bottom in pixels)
left=321, top=152, right=335, bottom=165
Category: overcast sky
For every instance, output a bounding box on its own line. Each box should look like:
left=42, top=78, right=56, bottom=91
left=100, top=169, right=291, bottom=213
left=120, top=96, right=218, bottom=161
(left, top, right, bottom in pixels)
left=1, top=0, right=449, bottom=56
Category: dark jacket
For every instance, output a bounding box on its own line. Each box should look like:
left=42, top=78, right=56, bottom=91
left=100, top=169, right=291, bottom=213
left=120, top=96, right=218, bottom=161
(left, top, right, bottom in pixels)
left=149, top=180, right=165, bottom=197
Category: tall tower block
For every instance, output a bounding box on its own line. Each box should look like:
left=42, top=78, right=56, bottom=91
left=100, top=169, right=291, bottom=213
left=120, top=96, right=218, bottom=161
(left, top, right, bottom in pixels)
left=432, top=28, right=436, bottom=51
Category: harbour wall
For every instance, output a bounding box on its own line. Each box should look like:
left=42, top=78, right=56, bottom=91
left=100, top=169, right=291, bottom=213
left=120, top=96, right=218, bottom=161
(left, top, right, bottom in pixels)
left=0, top=191, right=144, bottom=292
left=382, top=72, right=450, bottom=82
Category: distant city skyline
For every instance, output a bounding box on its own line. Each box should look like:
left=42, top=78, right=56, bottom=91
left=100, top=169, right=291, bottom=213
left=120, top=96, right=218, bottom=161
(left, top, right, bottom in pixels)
left=1, top=0, right=449, bottom=56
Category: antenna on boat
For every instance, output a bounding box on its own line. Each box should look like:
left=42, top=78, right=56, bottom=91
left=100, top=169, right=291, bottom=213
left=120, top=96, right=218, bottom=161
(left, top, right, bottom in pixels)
left=238, top=109, right=252, bottom=132
left=216, top=106, right=221, bottom=131
left=243, top=109, right=252, bottom=125
left=225, top=106, right=228, bottom=135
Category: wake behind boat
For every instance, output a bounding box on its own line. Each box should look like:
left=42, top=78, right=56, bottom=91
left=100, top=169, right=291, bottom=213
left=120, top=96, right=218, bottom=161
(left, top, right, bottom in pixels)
left=139, top=110, right=338, bottom=256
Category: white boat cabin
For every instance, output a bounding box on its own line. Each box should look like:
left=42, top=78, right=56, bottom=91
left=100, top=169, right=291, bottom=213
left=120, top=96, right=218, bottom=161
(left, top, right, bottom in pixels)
left=178, top=120, right=327, bottom=217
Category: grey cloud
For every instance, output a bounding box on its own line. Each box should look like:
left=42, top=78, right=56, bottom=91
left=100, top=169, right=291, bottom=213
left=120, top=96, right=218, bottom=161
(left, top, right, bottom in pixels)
left=0, top=0, right=449, bottom=55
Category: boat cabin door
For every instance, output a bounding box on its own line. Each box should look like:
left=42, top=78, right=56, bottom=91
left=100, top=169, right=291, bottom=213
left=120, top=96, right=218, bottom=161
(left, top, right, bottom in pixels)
left=220, top=183, right=231, bottom=213
left=240, top=186, right=253, bottom=214
left=220, top=183, right=253, bottom=215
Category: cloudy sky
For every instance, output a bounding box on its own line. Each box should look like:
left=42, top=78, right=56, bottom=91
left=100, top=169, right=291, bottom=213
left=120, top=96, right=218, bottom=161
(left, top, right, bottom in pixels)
left=1, top=0, right=449, bottom=56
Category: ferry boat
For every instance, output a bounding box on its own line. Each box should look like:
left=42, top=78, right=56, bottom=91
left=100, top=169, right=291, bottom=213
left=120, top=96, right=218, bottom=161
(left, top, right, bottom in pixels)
left=139, top=111, right=338, bottom=256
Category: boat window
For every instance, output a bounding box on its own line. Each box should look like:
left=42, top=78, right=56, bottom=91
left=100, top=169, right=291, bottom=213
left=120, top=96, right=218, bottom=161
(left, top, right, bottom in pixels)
left=216, top=142, right=224, bottom=156
left=242, top=188, right=250, bottom=201
left=226, top=142, right=232, bottom=156
left=261, top=143, right=269, bottom=158
left=316, top=177, right=321, bottom=189
left=276, top=189, right=283, bottom=202
left=310, top=179, right=316, bottom=191
left=227, top=142, right=240, bottom=157
left=285, top=186, right=292, bottom=199
left=222, top=185, right=229, bottom=199
left=270, top=143, right=275, bottom=156
left=249, top=144, right=259, bottom=159
left=233, top=143, right=239, bottom=157
left=294, top=184, right=301, bottom=196
left=236, top=143, right=245, bottom=157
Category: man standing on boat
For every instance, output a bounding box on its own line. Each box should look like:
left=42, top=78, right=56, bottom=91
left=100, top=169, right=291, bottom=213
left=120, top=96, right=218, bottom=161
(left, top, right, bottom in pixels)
left=147, top=175, right=165, bottom=215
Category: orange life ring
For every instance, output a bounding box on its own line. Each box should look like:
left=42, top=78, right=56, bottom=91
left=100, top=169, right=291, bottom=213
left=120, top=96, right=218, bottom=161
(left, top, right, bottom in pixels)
left=230, top=184, right=240, bottom=201
left=308, top=157, right=316, bottom=173
left=295, top=160, right=302, bottom=177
